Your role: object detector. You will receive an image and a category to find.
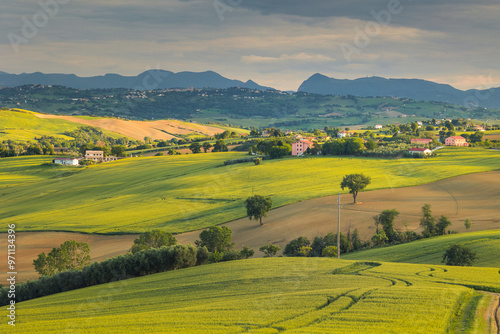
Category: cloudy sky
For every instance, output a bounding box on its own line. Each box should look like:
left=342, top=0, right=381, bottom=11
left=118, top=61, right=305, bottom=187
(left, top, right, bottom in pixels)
left=1, top=0, right=499, bottom=91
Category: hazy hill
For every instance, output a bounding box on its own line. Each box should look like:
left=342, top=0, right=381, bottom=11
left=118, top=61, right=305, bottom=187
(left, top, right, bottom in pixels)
left=298, top=73, right=500, bottom=109
left=0, top=70, right=273, bottom=91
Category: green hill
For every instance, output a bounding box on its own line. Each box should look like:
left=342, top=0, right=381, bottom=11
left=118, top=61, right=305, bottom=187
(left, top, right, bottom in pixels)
left=10, top=258, right=499, bottom=333
left=0, top=108, right=126, bottom=141
left=344, top=229, right=500, bottom=268
left=1, top=147, right=499, bottom=234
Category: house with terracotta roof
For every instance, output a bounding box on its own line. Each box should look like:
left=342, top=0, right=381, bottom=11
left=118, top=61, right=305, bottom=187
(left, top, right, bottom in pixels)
left=445, top=136, right=469, bottom=147
left=337, top=130, right=349, bottom=138
left=375, top=124, right=383, bottom=129
left=411, top=138, right=433, bottom=145
left=292, top=140, right=313, bottom=156
left=409, top=148, right=432, bottom=155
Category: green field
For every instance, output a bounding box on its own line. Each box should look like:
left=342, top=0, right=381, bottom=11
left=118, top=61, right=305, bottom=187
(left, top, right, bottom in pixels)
left=344, top=229, right=500, bottom=268
left=0, top=147, right=499, bottom=234
left=0, top=109, right=126, bottom=141
left=10, top=258, right=499, bottom=333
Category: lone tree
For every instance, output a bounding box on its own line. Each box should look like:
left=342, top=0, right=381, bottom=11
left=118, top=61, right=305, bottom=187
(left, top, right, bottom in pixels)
left=195, top=226, right=234, bottom=252
left=464, top=218, right=472, bottom=231
left=131, top=229, right=177, bottom=254
left=33, top=240, right=91, bottom=277
left=340, top=173, right=371, bottom=204
left=420, top=204, right=436, bottom=238
left=259, top=244, right=281, bottom=257
left=245, top=195, right=273, bottom=226
left=442, top=244, right=476, bottom=266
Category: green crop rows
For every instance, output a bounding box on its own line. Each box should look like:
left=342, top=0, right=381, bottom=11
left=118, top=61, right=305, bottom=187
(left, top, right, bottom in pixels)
left=10, top=258, right=499, bottom=333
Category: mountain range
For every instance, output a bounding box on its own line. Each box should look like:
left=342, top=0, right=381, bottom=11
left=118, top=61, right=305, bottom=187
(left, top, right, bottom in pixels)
left=1, top=70, right=500, bottom=108
left=0, top=70, right=272, bottom=91
left=298, top=73, right=500, bottom=109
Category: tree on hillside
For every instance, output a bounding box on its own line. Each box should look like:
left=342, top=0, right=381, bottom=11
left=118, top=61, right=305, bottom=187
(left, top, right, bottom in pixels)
left=202, top=142, right=212, bottom=153
left=464, top=218, right=472, bottom=231
left=378, top=209, right=400, bottom=243
left=420, top=204, right=436, bottom=238
left=189, top=142, right=202, bottom=154
left=111, top=145, right=126, bottom=157
left=195, top=226, right=234, bottom=253
left=33, top=240, right=91, bottom=276
left=436, top=215, right=452, bottom=235
left=283, top=237, right=310, bottom=257
left=371, top=230, right=388, bottom=246
left=130, top=229, right=177, bottom=254
left=442, top=244, right=476, bottom=266
left=212, top=139, right=228, bottom=152
left=245, top=195, right=273, bottom=226
left=259, top=244, right=281, bottom=257
left=322, top=246, right=338, bottom=258
left=340, top=173, right=371, bottom=204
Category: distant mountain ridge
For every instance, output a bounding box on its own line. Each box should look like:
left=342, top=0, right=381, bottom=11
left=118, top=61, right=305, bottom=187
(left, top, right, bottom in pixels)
left=298, top=73, right=500, bottom=109
left=0, top=70, right=273, bottom=91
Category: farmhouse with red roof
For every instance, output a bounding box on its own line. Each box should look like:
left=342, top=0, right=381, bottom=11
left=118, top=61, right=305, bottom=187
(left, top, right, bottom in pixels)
left=292, top=140, right=313, bottom=156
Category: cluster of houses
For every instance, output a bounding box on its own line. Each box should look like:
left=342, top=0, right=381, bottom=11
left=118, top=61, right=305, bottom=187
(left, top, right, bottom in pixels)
left=52, top=150, right=119, bottom=166
left=291, top=134, right=471, bottom=157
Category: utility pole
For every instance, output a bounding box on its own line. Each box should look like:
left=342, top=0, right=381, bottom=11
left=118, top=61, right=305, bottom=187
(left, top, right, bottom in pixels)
left=337, top=193, right=341, bottom=259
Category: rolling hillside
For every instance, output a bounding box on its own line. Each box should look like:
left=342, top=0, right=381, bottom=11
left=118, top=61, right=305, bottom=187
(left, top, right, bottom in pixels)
left=0, top=108, right=248, bottom=142
left=9, top=258, right=500, bottom=333
left=343, top=229, right=500, bottom=268
left=3, top=169, right=500, bottom=283
left=1, top=148, right=499, bottom=234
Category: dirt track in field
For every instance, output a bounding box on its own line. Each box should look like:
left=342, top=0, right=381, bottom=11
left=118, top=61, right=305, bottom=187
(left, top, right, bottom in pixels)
left=1, top=171, right=499, bottom=283
left=35, top=114, right=232, bottom=141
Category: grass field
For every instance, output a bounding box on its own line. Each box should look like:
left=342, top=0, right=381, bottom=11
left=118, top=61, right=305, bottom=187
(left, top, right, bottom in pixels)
left=344, top=229, right=500, bottom=268
left=0, top=147, right=499, bottom=234
left=9, top=258, right=500, bottom=333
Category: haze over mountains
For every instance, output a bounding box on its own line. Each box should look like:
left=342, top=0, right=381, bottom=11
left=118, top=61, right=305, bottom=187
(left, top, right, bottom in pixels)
left=1, top=70, right=499, bottom=108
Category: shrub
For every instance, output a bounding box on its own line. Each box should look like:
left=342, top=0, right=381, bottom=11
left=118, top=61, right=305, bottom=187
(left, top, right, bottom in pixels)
left=259, top=244, right=281, bottom=257
left=442, top=244, right=476, bottom=266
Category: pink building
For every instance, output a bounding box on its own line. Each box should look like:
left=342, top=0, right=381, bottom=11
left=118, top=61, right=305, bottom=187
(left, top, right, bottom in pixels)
left=411, top=138, right=432, bottom=145
left=292, top=140, right=313, bottom=156
left=445, top=136, right=469, bottom=147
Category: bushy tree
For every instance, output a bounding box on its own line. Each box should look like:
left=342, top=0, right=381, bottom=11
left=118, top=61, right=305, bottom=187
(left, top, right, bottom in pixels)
left=195, top=226, right=234, bottom=252
left=378, top=209, right=399, bottom=243
left=239, top=246, right=255, bottom=259
left=322, top=246, right=338, bottom=258
left=245, top=195, right=273, bottom=226
left=371, top=230, right=388, bottom=246
left=33, top=240, right=91, bottom=277
left=189, top=142, right=202, bottom=154
left=442, top=244, right=476, bottom=266
left=341, top=173, right=371, bottom=204
left=283, top=237, right=310, bottom=257
left=202, top=142, right=212, bottom=153
left=130, top=229, right=177, bottom=254
left=259, top=244, right=281, bottom=257
left=111, top=145, right=126, bottom=157
left=212, top=139, right=228, bottom=152
left=436, top=215, right=452, bottom=235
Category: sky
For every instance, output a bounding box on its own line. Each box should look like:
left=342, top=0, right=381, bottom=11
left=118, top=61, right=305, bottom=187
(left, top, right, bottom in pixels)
left=1, top=0, right=499, bottom=91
